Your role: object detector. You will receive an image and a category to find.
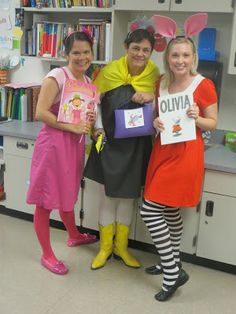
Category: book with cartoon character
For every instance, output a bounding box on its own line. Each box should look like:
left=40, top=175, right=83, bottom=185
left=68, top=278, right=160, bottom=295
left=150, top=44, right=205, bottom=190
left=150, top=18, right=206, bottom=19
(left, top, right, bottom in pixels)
left=57, top=79, right=99, bottom=124
left=158, top=91, right=196, bottom=145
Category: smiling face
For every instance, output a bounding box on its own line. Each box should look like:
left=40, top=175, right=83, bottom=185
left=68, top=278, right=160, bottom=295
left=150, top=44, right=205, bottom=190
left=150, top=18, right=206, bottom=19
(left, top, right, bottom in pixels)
left=66, top=40, right=93, bottom=77
left=72, top=98, right=82, bottom=108
left=126, top=39, right=152, bottom=75
left=167, top=41, right=196, bottom=79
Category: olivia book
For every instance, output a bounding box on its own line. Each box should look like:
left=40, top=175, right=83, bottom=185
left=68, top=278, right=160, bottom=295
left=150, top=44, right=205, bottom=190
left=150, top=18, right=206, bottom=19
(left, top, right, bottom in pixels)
left=158, top=91, right=196, bottom=145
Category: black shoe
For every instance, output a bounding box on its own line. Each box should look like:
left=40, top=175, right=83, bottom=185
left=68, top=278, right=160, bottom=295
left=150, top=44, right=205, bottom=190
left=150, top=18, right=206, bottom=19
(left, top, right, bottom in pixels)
left=145, top=264, right=163, bottom=275
left=146, top=262, right=182, bottom=275
left=154, top=269, right=189, bottom=302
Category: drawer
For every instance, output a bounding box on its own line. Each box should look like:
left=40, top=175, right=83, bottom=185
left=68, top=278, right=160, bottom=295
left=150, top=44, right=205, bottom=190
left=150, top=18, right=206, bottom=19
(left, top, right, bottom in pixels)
left=4, top=136, right=35, bottom=158
left=204, top=170, right=236, bottom=197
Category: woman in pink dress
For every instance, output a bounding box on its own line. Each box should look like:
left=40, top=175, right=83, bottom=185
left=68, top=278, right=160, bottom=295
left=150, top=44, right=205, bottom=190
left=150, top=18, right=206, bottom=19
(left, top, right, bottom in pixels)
left=27, top=32, right=98, bottom=275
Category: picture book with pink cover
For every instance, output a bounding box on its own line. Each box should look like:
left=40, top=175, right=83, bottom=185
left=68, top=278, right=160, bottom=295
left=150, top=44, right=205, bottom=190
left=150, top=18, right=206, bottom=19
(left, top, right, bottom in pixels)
left=57, top=79, right=99, bottom=124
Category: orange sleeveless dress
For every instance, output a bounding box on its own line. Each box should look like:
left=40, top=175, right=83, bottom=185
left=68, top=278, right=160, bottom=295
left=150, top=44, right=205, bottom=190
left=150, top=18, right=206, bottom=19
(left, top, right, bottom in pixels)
left=144, top=75, right=217, bottom=207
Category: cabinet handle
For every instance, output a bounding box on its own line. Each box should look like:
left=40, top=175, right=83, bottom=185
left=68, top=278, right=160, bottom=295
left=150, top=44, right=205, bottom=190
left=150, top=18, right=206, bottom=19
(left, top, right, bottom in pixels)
left=205, top=200, right=214, bottom=217
left=175, top=0, right=182, bottom=3
left=234, top=53, right=236, bottom=67
left=158, top=0, right=165, bottom=3
left=16, top=141, right=29, bottom=150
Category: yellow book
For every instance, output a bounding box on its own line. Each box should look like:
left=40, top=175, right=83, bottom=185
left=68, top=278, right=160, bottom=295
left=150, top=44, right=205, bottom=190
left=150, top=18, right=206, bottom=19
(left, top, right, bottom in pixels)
left=7, top=89, right=13, bottom=118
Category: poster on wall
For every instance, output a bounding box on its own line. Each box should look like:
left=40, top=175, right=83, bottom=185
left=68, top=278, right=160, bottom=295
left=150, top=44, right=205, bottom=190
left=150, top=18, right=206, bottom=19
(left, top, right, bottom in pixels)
left=0, top=35, right=12, bottom=49
left=0, top=12, right=12, bottom=30
left=15, top=8, right=24, bottom=27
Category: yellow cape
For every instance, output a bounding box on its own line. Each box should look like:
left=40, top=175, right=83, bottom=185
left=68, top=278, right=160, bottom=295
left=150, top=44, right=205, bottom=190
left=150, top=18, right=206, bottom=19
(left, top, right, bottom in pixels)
left=94, top=55, right=159, bottom=94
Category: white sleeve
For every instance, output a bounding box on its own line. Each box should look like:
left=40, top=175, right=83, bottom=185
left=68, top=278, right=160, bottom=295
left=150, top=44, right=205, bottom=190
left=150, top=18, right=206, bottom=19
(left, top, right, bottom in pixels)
left=94, top=104, right=103, bottom=129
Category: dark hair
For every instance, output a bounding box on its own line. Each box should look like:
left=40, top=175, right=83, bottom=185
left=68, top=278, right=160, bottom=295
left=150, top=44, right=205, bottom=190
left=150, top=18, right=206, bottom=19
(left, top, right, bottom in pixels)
left=124, top=29, right=155, bottom=51
left=63, top=31, right=93, bottom=55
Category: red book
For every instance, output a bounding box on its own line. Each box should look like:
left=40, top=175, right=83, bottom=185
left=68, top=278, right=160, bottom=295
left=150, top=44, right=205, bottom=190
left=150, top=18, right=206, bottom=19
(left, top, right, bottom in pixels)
left=42, top=23, right=49, bottom=56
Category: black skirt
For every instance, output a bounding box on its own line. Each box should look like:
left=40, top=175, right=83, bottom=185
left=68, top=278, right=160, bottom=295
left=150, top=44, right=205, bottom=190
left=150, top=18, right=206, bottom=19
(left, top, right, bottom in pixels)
left=84, top=85, right=152, bottom=198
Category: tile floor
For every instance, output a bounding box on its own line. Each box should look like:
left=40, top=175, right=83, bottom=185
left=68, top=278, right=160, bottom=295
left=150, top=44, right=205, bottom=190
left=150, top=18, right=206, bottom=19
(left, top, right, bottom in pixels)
left=0, top=214, right=235, bottom=314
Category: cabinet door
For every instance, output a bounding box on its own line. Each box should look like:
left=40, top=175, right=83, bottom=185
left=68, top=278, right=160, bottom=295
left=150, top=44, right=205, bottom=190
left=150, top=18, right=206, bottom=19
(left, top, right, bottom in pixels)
left=82, top=178, right=101, bottom=231
left=3, top=137, right=35, bottom=214
left=170, top=0, right=234, bottom=12
left=134, top=199, right=199, bottom=252
left=197, top=192, right=236, bottom=265
left=4, top=153, right=34, bottom=214
left=180, top=207, right=199, bottom=254
left=228, top=10, right=236, bottom=74
left=114, top=0, right=170, bottom=11
left=134, top=198, right=153, bottom=244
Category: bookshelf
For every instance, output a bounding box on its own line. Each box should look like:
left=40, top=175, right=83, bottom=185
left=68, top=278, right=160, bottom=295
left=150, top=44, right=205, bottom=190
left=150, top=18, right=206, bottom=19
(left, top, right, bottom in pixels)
left=21, top=7, right=114, bottom=64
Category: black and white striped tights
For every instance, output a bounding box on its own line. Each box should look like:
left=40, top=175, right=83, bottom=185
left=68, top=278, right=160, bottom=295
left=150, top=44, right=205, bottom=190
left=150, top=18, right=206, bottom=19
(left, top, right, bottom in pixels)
left=140, top=199, right=183, bottom=290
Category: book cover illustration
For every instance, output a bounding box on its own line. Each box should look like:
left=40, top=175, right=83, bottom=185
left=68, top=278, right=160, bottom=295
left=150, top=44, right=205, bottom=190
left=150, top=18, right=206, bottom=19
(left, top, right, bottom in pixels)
left=57, top=79, right=99, bottom=124
left=124, top=108, right=145, bottom=128
left=158, top=91, right=196, bottom=145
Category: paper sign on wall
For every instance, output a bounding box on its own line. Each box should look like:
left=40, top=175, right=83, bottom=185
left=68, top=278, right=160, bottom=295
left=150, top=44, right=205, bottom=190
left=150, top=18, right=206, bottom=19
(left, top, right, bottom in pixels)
left=0, top=12, right=12, bottom=30
left=0, top=35, right=12, bottom=49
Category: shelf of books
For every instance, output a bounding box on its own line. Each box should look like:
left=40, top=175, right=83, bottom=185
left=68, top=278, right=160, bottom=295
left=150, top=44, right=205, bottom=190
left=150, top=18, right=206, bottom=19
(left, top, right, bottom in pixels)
left=21, top=7, right=113, bottom=63
left=21, top=0, right=113, bottom=9
left=0, top=84, right=41, bottom=121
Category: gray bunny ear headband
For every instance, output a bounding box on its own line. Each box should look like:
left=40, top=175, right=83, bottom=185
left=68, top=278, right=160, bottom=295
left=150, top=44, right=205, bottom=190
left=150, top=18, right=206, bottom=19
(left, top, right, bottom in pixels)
left=153, top=13, right=208, bottom=38
left=129, top=16, right=155, bottom=34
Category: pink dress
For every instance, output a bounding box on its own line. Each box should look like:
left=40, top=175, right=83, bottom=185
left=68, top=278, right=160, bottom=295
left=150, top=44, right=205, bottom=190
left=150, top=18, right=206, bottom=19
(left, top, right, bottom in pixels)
left=27, top=67, right=90, bottom=211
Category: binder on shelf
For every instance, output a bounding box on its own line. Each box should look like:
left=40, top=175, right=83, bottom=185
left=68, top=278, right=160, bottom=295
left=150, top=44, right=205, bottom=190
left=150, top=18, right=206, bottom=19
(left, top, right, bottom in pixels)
left=21, top=91, right=28, bottom=122
left=0, top=88, right=7, bottom=117
left=32, top=86, right=41, bottom=121
left=98, top=21, right=106, bottom=61
left=105, top=22, right=111, bottom=62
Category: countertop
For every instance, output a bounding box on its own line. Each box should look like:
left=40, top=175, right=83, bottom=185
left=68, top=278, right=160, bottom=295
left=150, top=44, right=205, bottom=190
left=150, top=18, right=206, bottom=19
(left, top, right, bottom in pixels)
left=0, top=120, right=41, bottom=140
left=0, top=120, right=235, bottom=174
left=204, top=144, right=236, bottom=174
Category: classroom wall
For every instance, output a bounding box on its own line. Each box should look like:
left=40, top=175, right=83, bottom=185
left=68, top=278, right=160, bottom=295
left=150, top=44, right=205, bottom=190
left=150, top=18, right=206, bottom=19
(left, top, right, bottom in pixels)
left=7, top=2, right=236, bottom=131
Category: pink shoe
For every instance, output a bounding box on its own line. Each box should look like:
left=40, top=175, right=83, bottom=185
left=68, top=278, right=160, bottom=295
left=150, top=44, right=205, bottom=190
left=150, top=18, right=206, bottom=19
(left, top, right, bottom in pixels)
left=40, top=256, right=68, bottom=275
left=67, top=233, right=97, bottom=247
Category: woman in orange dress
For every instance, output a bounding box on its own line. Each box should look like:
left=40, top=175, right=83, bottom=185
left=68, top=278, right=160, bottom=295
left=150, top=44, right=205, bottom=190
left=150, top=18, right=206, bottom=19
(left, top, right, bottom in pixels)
left=141, top=14, right=218, bottom=302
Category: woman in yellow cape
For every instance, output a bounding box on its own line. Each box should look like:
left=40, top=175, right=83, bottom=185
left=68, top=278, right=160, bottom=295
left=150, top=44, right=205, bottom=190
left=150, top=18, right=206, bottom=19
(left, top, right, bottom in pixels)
left=84, top=28, right=160, bottom=270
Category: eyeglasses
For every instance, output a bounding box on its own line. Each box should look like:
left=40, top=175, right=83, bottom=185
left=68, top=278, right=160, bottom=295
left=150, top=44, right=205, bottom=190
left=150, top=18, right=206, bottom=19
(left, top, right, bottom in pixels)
left=130, top=46, right=152, bottom=55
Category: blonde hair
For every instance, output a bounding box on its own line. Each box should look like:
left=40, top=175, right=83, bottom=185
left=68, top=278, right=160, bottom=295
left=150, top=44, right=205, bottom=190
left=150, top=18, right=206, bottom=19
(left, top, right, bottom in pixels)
left=162, top=37, right=199, bottom=89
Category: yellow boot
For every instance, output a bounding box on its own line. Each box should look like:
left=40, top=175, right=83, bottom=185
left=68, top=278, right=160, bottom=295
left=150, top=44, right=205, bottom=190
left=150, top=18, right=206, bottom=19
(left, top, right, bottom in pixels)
left=91, top=224, right=114, bottom=270
left=113, top=223, right=141, bottom=268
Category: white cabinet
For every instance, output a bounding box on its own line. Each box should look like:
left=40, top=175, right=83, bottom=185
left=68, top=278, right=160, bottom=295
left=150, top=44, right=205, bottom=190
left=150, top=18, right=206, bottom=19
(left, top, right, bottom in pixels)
left=134, top=198, right=153, bottom=244
left=3, top=136, right=35, bottom=214
left=196, top=170, right=236, bottom=265
left=134, top=198, right=200, bottom=254
left=82, top=178, right=101, bottom=231
left=170, top=0, right=234, bottom=13
left=114, top=0, right=170, bottom=11
left=228, top=9, right=236, bottom=74
left=2, top=135, right=81, bottom=223
left=114, top=0, right=234, bottom=13
left=180, top=207, right=200, bottom=254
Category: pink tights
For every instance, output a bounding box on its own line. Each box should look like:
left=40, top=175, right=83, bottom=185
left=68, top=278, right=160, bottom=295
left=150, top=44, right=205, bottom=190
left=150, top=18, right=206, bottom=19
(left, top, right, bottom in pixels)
left=34, top=206, right=81, bottom=263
